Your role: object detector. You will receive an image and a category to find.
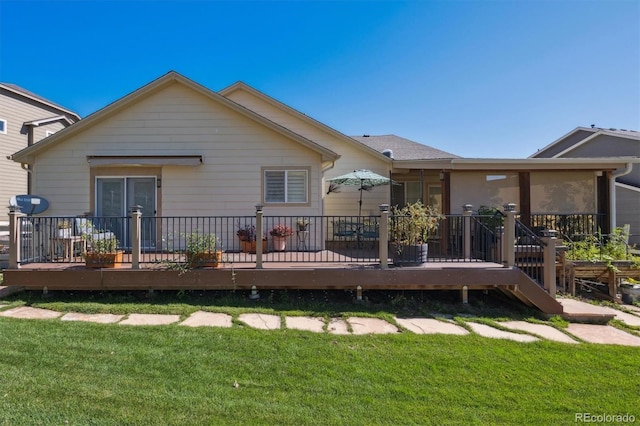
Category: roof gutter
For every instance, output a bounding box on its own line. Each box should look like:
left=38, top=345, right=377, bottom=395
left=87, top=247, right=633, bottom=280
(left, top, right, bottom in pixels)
left=610, top=162, right=634, bottom=232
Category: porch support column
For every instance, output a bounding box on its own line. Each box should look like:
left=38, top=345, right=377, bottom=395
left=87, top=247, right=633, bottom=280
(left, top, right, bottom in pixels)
left=503, top=203, right=517, bottom=267
left=379, top=204, right=389, bottom=269
left=130, top=205, right=142, bottom=269
left=255, top=204, right=263, bottom=269
left=462, top=204, right=473, bottom=260
left=541, top=229, right=558, bottom=295
left=8, top=206, right=23, bottom=269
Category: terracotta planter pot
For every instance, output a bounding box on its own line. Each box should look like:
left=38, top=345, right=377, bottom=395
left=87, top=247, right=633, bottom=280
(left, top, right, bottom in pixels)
left=186, top=251, right=222, bottom=268
left=241, top=240, right=267, bottom=254
left=272, top=236, right=288, bottom=252
left=85, top=250, right=123, bottom=268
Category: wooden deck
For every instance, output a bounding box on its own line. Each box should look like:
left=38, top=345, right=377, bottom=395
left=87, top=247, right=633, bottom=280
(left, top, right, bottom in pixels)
left=3, top=257, right=563, bottom=314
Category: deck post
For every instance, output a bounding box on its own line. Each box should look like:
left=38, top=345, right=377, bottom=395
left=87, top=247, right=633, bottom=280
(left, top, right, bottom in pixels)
left=130, top=205, right=142, bottom=269
left=379, top=204, right=389, bottom=269
left=8, top=206, right=23, bottom=269
left=503, top=203, right=517, bottom=267
left=255, top=204, right=263, bottom=269
left=541, top=230, right=557, bottom=295
left=463, top=204, right=473, bottom=260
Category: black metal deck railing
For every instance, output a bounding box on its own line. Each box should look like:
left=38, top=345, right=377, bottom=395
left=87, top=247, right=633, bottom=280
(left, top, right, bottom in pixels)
left=15, top=212, right=589, bottom=268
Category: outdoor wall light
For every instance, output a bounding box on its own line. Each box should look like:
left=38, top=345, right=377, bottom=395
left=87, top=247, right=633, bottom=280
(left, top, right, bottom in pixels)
left=379, top=204, right=389, bottom=212
left=255, top=204, right=263, bottom=213
left=503, top=203, right=517, bottom=212
left=462, top=204, right=473, bottom=212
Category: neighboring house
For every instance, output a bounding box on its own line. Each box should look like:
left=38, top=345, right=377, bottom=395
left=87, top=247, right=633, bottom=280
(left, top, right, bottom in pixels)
left=8, top=72, right=637, bottom=250
left=0, top=83, right=80, bottom=203
left=530, top=126, right=640, bottom=245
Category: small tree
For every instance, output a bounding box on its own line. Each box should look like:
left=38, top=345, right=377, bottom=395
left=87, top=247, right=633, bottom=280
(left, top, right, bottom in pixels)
left=390, top=201, right=444, bottom=246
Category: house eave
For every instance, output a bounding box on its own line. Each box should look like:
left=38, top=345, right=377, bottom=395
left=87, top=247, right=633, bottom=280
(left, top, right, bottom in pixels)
left=10, top=71, right=340, bottom=164
left=392, top=157, right=640, bottom=171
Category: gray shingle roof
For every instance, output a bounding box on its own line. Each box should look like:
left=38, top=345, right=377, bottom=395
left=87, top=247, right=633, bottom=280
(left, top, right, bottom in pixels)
left=0, top=83, right=80, bottom=120
left=351, top=134, right=460, bottom=160
left=590, top=127, right=640, bottom=140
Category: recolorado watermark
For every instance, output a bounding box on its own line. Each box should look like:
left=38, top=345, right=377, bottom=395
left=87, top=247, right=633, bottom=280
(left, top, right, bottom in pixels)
left=576, top=413, right=636, bottom=423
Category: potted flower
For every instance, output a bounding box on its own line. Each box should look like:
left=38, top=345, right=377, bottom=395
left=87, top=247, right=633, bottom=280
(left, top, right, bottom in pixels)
left=269, top=224, right=294, bottom=251
left=236, top=223, right=267, bottom=253
left=296, top=218, right=310, bottom=231
left=185, top=232, right=222, bottom=268
left=389, top=201, right=444, bottom=265
left=84, top=235, right=123, bottom=268
left=236, top=224, right=255, bottom=242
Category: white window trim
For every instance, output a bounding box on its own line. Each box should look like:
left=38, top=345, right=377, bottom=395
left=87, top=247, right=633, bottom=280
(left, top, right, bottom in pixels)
left=45, top=130, right=56, bottom=137
left=262, top=167, right=310, bottom=205
left=0, top=119, right=6, bottom=134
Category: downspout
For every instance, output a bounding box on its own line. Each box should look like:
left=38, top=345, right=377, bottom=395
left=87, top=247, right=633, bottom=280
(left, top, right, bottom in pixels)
left=25, top=124, right=35, bottom=194
left=21, top=163, right=32, bottom=194
left=610, top=162, right=633, bottom=231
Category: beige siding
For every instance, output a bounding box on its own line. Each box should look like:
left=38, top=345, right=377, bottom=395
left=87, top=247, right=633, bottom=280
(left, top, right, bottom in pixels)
left=616, top=184, right=640, bottom=245
left=530, top=171, right=596, bottom=213
left=0, top=91, right=72, bottom=206
left=31, top=82, right=324, bottom=217
left=225, top=89, right=391, bottom=216
left=450, top=172, right=520, bottom=213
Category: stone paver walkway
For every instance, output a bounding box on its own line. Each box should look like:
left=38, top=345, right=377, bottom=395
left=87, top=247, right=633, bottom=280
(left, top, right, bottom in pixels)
left=566, top=324, right=640, bottom=346
left=0, top=306, right=62, bottom=320
left=61, top=312, right=124, bottom=324
left=238, top=313, right=280, bottom=330
left=2, top=302, right=640, bottom=346
left=120, top=313, right=180, bottom=326
left=286, top=316, right=325, bottom=333
left=180, top=311, right=232, bottom=328
left=501, top=321, right=578, bottom=344
left=348, top=317, right=399, bottom=335
left=327, top=318, right=350, bottom=335
left=467, top=322, right=539, bottom=342
left=395, top=317, right=469, bottom=335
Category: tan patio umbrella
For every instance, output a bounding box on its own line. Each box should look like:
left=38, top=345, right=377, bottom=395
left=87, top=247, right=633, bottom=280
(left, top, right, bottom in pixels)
left=327, top=169, right=391, bottom=216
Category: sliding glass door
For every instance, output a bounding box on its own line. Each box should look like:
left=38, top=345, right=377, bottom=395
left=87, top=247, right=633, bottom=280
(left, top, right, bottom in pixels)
left=96, top=177, right=156, bottom=248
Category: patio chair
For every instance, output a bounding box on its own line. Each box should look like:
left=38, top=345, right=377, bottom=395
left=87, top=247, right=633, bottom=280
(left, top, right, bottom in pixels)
left=333, top=220, right=356, bottom=244
left=75, top=218, right=116, bottom=249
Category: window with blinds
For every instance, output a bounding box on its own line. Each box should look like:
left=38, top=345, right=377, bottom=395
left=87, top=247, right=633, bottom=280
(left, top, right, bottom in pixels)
left=264, top=170, right=308, bottom=203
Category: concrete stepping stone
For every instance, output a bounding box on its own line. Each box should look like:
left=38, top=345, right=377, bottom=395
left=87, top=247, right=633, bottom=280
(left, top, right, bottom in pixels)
left=612, top=310, right=640, bottom=327
left=0, top=306, right=62, bottom=320
left=395, top=317, right=469, bottom=335
left=238, top=313, right=280, bottom=330
left=61, top=312, right=124, bottom=324
left=285, top=316, right=325, bottom=333
left=328, top=318, right=350, bottom=335
left=559, top=298, right=640, bottom=326
left=119, top=313, right=180, bottom=326
left=348, top=317, right=399, bottom=335
left=180, top=311, right=232, bottom=328
left=467, top=322, right=539, bottom=342
left=501, top=321, right=578, bottom=344
left=566, top=324, right=640, bottom=346
left=625, top=304, right=640, bottom=314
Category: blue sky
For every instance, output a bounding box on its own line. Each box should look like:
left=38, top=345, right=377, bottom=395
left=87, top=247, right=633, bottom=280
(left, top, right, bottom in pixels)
left=1, top=0, right=638, bottom=158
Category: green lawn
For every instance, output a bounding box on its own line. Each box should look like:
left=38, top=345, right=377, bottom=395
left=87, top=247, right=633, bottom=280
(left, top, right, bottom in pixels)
left=1, top=309, right=638, bottom=425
